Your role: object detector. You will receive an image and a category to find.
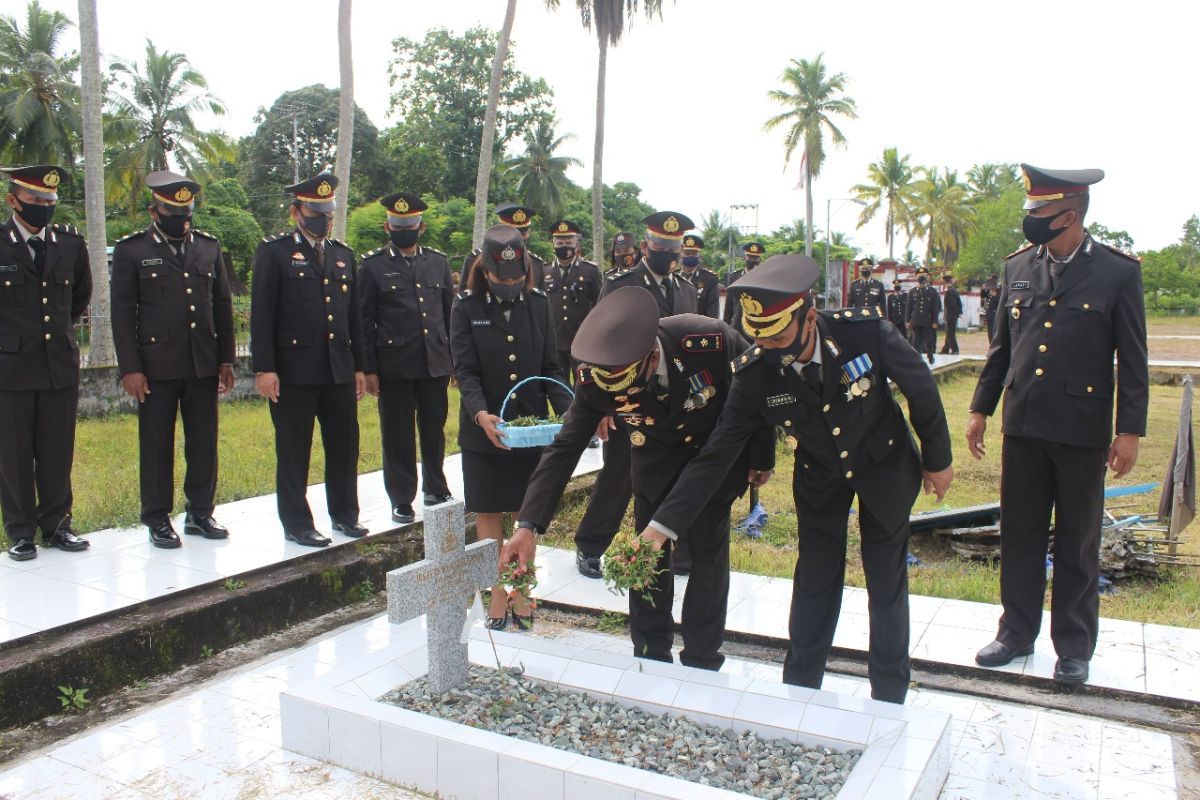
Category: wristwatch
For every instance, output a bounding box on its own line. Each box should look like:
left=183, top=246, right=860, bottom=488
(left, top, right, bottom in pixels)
left=515, top=520, right=544, bottom=535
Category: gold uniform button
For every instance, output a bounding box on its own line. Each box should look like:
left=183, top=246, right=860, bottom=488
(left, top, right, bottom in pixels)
left=183, top=272, right=190, bottom=278
left=43, top=315, right=49, bottom=322
left=149, top=337, right=156, bottom=343
left=42, top=297, right=48, bottom=304
left=327, top=314, right=333, bottom=321
left=390, top=285, right=397, bottom=290
left=685, top=435, right=694, bottom=443
left=784, top=420, right=792, bottom=427
left=845, top=470, right=854, bottom=479
left=387, top=339, right=393, bottom=344
left=1044, top=321, right=1053, bottom=328
left=823, top=404, right=831, bottom=413
left=1035, top=368, right=1044, bottom=376
left=1048, top=299, right=1057, bottom=307
left=887, top=438, right=894, bottom=446
left=329, top=333, right=335, bottom=340
left=42, top=281, right=47, bottom=287
left=190, top=322, right=197, bottom=329
left=1038, top=344, right=1047, bottom=352
left=43, top=333, right=51, bottom=341
left=325, top=297, right=332, bottom=304
left=292, top=338, right=298, bottom=345
left=423, top=328, right=429, bottom=335
left=840, top=450, right=849, bottom=459
left=506, top=335, right=514, bottom=343
left=1083, top=303, right=1090, bottom=310
left=1087, top=385, right=1094, bottom=393
left=151, top=272, right=158, bottom=278
left=186, top=288, right=193, bottom=294
left=418, top=297, right=424, bottom=303
left=510, top=393, right=517, bottom=401
left=422, top=312, right=427, bottom=318
left=298, top=272, right=304, bottom=277
left=508, top=354, right=517, bottom=362
left=415, top=283, right=422, bottom=289
left=509, top=373, right=518, bottom=381
left=189, top=305, right=196, bottom=312
left=832, top=427, right=841, bottom=436
left=563, top=316, right=568, bottom=321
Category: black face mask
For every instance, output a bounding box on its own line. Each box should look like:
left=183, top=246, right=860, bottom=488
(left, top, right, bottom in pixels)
left=860, top=271, right=872, bottom=279
left=1022, top=210, right=1070, bottom=246
left=487, top=277, right=524, bottom=302
left=616, top=252, right=636, bottom=269
left=745, top=258, right=761, bottom=271
left=762, top=314, right=814, bottom=367
left=17, top=202, right=55, bottom=229
left=918, top=277, right=928, bottom=286
left=299, top=213, right=330, bottom=240
left=156, top=213, right=191, bottom=239
left=390, top=228, right=420, bottom=249
left=554, top=245, right=576, bottom=262
left=645, top=249, right=676, bottom=276
left=681, top=255, right=701, bottom=269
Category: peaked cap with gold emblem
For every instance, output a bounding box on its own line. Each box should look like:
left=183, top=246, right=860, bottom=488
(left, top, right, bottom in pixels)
left=146, top=170, right=200, bottom=209
left=3, top=164, right=66, bottom=200
left=285, top=172, right=338, bottom=212
left=379, top=191, right=427, bottom=228
left=728, top=254, right=821, bottom=339
left=571, top=286, right=660, bottom=391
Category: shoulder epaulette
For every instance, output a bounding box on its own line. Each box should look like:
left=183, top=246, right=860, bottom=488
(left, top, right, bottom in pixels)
left=457, top=290, right=471, bottom=301
left=361, top=247, right=384, bottom=259
left=327, top=237, right=349, bottom=249
left=263, top=231, right=290, bottom=243
left=827, top=306, right=882, bottom=322
left=423, top=246, right=446, bottom=257
left=681, top=332, right=725, bottom=353
left=581, top=259, right=598, bottom=267
left=731, top=345, right=763, bottom=374
left=530, top=252, right=545, bottom=262
left=116, top=229, right=146, bottom=243
left=192, top=229, right=217, bottom=241
left=530, top=287, right=547, bottom=297
left=51, top=222, right=80, bottom=236
left=575, top=365, right=594, bottom=385
left=1099, top=241, right=1140, bottom=263
left=1004, top=242, right=1037, bottom=260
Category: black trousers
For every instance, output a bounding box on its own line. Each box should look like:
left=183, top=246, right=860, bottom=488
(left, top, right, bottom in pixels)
left=574, top=423, right=633, bottom=557
left=997, top=435, right=1107, bottom=660
left=555, top=351, right=575, bottom=386
left=378, top=376, right=450, bottom=508
left=939, top=316, right=959, bottom=353
left=786, top=477, right=911, bottom=703
left=138, top=376, right=219, bottom=525
left=0, top=387, right=77, bottom=540
left=630, top=488, right=731, bottom=670
left=985, top=317, right=995, bottom=344
left=268, top=382, right=360, bottom=535
left=911, top=325, right=936, bottom=360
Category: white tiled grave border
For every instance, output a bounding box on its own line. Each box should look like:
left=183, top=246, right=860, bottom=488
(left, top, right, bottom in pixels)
left=281, top=617, right=952, bottom=800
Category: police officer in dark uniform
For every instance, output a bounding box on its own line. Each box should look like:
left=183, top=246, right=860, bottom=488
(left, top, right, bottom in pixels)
left=980, top=275, right=999, bottom=342
left=1, top=165, right=92, bottom=560
left=462, top=203, right=548, bottom=291
left=885, top=279, right=908, bottom=331
left=678, top=234, right=721, bottom=318
left=250, top=172, right=368, bottom=547
left=905, top=266, right=941, bottom=364
left=721, top=241, right=765, bottom=329
left=573, top=212, right=700, bottom=578
left=939, top=272, right=962, bottom=354
left=503, top=287, right=775, bottom=667
left=968, top=164, right=1148, bottom=686
left=640, top=255, right=953, bottom=703
left=604, top=231, right=638, bottom=280
left=543, top=220, right=603, bottom=382
left=846, top=258, right=885, bottom=310
left=111, top=171, right=236, bottom=548
left=360, top=191, right=454, bottom=526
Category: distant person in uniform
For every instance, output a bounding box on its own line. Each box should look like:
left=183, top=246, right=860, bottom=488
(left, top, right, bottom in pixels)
left=359, top=192, right=454, bottom=526
left=906, top=266, right=941, bottom=364
left=462, top=203, right=548, bottom=292
left=678, top=234, right=721, bottom=318
left=885, top=278, right=908, bottom=332
left=939, top=272, right=962, bottom=354
left=722, top=241, right=764, bottom=330
left=969, top=164, right=1148, bottom=686
left=846, top=258, right=885, bottom=310
left=640, top=255, right=953, bottom=703
left=980, top=275, right=1000, bottom=342
left=1, top=165, right=92, bottom=561
left=110, top=171, right=235, bottom=548
left=605, top=231, right=638, bottom=280
left=250, top=172, right=368, bottom=547
left=451, top=224, right=573, bottom=630
left=543, top=220, right=602, bottom=382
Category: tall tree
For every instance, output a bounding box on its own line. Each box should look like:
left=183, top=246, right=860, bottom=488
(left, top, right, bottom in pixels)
left=910, top=168, right=975, bottom=267
left=955, top=184, right=1025, bottom=281
left=502, top=118, right=581, bottom=221
left=763, top=54, right=857, bottom=258
left=0, top=1, right=80, bottom=163
left=106, top=41, right=231, bottom=210
left=546, top=0, right=666, bottom=263
left=965, top=162, right=1019, bottom=203
left=75, top=0, right=110, bottom=362
left=851, top=147, right=920, bottom=260
left=332, top=0, right=353, bottom=240
left=472, top=0, right=516, bottom=248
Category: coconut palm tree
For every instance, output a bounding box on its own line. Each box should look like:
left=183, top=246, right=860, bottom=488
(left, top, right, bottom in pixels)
left=910, top=167, right=976, bottom=266
left=545, top=0, right=666, bottom=263
left=75, top=0, right=111, bottom=363
left=502, top=118, right=581, bottom=221
left=0, top=1, right=80, bottom=163
left=471, top=0, right=518, bottom=249
left=851, top=147, right=921, bottom=261
left=105, top=41, right=231, bottom=211
left=966, top=162, right=1019, bottom=203
left=763, top=54, right=857, bottom=258
left=332, top=0, right=353, bottom=240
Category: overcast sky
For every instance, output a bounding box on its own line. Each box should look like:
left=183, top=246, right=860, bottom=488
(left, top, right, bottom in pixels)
left=37, top=0, right=1200, bottom=255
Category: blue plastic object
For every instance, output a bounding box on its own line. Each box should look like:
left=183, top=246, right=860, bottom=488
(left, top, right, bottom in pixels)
left=496, top=376, right=575, bottom=448
left=736, top=502, right=768, bottom=539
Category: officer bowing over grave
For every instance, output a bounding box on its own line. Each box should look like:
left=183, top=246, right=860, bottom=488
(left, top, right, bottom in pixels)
left=542, top=219, right=602, bottom=382
left=640, top=255, right=953, bottom=703
left=504, top=286, right=775, bottom=669
left=111, top=171, right=236, bottom=548
left=360, top=191, right=455, bottom=526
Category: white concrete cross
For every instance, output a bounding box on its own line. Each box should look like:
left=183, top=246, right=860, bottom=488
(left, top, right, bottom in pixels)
left=386, top=500, right=498, bottom=694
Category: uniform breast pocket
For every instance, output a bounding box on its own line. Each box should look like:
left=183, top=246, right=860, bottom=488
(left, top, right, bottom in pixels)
left=1067, top=298, right=1107, bottom=330
left=195, top=265, right=215, bottom=294
left=0, top=268, right=24, bottom=307
left=53, top=271, right=74, bottom=306
left=137, top=264, right=164, bottom=299
left=285, top=267, right=315, bottom=297
left=1005, top=290, right=1034, bottom=336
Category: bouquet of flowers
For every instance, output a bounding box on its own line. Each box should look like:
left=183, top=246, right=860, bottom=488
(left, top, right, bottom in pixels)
left=602, top=535, right=667, bottom=607
left=503, top=412, right=564, bottom=428
left=499, top=559, right=538, bottom=608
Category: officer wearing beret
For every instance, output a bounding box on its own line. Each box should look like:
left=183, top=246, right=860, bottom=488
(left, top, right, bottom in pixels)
left=111, top=171, right=236, bottom=548
left=605, top=231, right=638, bottom=280
left=641, top=255, right=953, bottom=703
left=939, top=272, right=962, bottom=354
left=1, top=165, right=92, bottom=560
left=846, top=258, right=885, bottom=310
left=360, top=192, right=455, bottom=526
left=968, top=165, right=1148, bottom=685
left=464, top=203, right=547, bottom=292
left=722, top=241, right=765, bottom=330
left=885, top=279, right=908, bottom=332
left=504, top=287, right=775, bottom=667
left=573, top=213, right=700, bottom=578
left=678, top=234, right=721, bottom=319
left=543, top=220, right=603, bottom=382
left=250, top=172, right=368, bottom=547
left=905, top=266, right=941, bottom=364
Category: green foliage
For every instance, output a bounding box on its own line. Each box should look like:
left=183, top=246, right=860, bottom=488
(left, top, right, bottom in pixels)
left=955, top=185, right=1025, bottom=281
left=56, top=685, right=89, bottom=712
left=596, top=611, right=627, bottom=634
left=346, top=201, right=388, bottom=254
left=852, top=147, right=921, bottom=259
left=763, top=53, right=857, bottom=179
left=0, top=1, right=80, bottom=163
left=1141, top=243, right=1200, bottom=309
left=911, top=168, right=976, bottom=267
left=503, top=118, right=582, bottom=221
left=966, top=163, right=1020, bottom=202
left=201, top=644, right=214, bottom=658
left=346, top=194, right=482, bottom=265
left=378, top=127, right=449, bottom=198
left=347, top=578, right=376, bottom=602
left=205, top=177, right=249, bottom=209
left=192, top=204, right=264, bottom=286
left=223, top=577, right=245, bottom=591
left=1087, top=222, right=1134, bottom=253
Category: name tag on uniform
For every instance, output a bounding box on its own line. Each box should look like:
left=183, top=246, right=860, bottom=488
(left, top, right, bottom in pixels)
left=471, top=319, right=491, bottom=327
left=141, top=258, right=163, bottom=266
left=1010, top=280, right=1030, bottom=289
left=766, top=393, right=797, bottom=407
left=383, top=272, right=400, bottom=278
left=0, top=264, right=16, bottom=273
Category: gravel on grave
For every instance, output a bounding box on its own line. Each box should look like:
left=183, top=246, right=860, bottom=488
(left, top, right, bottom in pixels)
left=381, top=665, right=860, bottom=799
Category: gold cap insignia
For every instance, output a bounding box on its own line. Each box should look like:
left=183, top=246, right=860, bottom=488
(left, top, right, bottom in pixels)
left=316, top=180, right=332, bottom=197
left=557, top=222, right=569, bottom=233
left=513, top=210, right=528, bottom=223
left=739, top=295, right=764, bottom=317
left=174, top=187, right=193, bottom=202
left=1021, top=171, right=1032, bottom=192
left=663, top=216, right=680, bottom=233
left=43, top=171, right=60, bottom=188
left=394, top=198, right=409, bottom=213
left=500, top=245, right=516, bottom=261
left=684, top=237, right=696, bottom=247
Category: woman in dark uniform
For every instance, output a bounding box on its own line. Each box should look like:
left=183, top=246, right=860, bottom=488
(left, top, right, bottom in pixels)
left=451, top=225, right=573, bottom=630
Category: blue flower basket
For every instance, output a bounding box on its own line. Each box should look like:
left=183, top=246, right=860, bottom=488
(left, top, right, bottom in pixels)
left=497, top=376, right=574, bottom=448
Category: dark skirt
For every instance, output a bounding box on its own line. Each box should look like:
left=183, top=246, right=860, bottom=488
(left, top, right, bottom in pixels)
left=461, top=447, right=546, bottom=513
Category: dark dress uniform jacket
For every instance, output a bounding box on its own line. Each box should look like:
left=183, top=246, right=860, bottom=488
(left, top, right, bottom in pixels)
left=517, top=315, right=776, bottom=529
left=943, top=286, right=962, bottom=320
left=721, top=268, right=746, bottom=327
left=359, top=245, right=453, bottom=379
left=906, top=285, right=941, bottom=326
left=601, top=261, right=698, bottom=316
left=970, top=237, right=1148, bottom=447
left=885, top=291, right=908, bottom=329
left=682, top=267, right=722, bottom=319
left=450, top=289, right=573, bottom=455
left=654, top=310, right=953, bottom=537
left=250, top=230, right=365, bottom=385
left=0, top=219, right=91, bottom=389
left=847, top=278, right=885, bottom=310
left=111, top=226, right=235, bottom=380
left=543, top=258, right=603, bottom=352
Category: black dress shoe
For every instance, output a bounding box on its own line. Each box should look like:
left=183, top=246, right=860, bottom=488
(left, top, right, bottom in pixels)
left=576, top=549, right=602, bottom=579
left=587, top=436, right=601, bottom=449
left=44, top=527, right=90, bottom=552
left=423, top=493, right=454, bottom=506
left=332, top=519, right=368, bottom=538
left=286, top=529, right=332, bottom=547
left=391, top=505, right=415, bottom=524
left=7, top=537, right=36, bottom=561
left=1054, top=657, right=1089, bottom=685
left=148, top=520, right=182, bottom=549
left=975, top=639, right=1034, bottom=667
left=184, top=513, right=229, bottom=539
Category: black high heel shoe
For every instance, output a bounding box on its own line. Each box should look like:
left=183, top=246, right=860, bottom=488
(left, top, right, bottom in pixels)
left=486, top=609, right=509, bottom=631
left=512, top=606, right=534, bottom=632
